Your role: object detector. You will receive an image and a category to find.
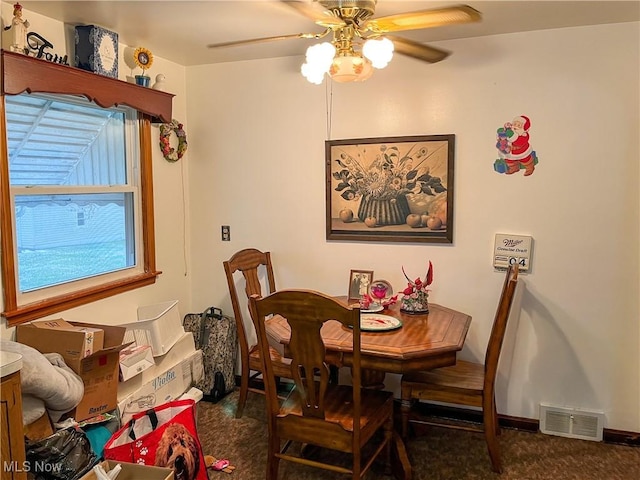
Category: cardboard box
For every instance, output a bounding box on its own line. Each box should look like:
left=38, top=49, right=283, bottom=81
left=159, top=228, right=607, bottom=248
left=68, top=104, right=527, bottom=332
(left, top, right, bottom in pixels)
left=117, top=349, right=203, bottom=425
left=24, top=412, right=54, bottom=441
left=79, top=460, right=172, bottom=480
left=119, top=344, right=155, bottom=381
left=22, top=319, right=105, bottom=358
left=118, top=331, right=196, bottom=402
left=17, top=320, right=129, bottom=421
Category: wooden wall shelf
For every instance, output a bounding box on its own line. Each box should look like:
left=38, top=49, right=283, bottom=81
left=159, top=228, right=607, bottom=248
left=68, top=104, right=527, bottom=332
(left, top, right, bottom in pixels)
left=1, top=50, right=174, bottom=123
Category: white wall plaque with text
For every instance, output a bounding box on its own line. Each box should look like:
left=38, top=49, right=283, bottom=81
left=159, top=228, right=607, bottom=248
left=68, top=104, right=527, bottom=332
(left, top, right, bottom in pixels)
left=493, top=234, right=532, bottom=271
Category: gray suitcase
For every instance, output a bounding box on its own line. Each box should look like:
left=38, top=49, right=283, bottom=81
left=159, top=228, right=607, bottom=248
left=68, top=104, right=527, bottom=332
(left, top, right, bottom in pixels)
left=183, top=307, right=237, bottom=403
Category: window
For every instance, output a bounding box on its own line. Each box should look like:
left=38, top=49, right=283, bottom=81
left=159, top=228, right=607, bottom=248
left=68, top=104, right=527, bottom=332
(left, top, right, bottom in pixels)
left=1, top=50, right=173, bottom=326
left=8, top=93, right=139, bottom=291
left=1, top=93, right=160, bottom=325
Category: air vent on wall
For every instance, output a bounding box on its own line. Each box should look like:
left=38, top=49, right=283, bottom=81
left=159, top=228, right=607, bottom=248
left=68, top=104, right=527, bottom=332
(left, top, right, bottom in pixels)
left=539, top=404, right=604, bottom=441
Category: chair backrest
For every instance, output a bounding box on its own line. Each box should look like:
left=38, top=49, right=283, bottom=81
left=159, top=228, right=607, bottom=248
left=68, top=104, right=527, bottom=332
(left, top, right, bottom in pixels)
left=484, top=264, right=519, bottom=393
left=223, top=248, right=276, bottom=362
left=248, top=290, right=362, bottom=424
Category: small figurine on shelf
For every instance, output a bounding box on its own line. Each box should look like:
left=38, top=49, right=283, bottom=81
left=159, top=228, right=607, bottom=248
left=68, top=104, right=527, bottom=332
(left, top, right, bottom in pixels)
left=133, top=46, right=154, bottom=87
left=152, top=74, right=168, bottom=91
left=4, top=3, right=30, bottom=54
left=400, top=261, right=433, bottom=314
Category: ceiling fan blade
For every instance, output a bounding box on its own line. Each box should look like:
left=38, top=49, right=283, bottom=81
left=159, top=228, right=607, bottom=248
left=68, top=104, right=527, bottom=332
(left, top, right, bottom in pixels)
left=365, top=5, right=481, bottom=33
left=280, top=0, right=346, bottom=28
left=207, top=32, right=319, bottom=49
left=387, top=35, right=450, bottom=64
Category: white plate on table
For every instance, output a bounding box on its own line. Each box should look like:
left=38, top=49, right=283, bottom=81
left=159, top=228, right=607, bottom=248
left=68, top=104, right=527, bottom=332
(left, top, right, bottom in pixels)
left=359, top=314, right=403, bottom=332
left=360, top=304, right=384, bottom=313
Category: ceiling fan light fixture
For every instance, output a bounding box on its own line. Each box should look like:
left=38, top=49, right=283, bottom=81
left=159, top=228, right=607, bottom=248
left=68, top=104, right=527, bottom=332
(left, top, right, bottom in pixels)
left=306, top=41, right=336, bottom=63
left=301, top=42, right=336, bottom=84
left=329, top=53, right=373, bottom=83
left=301, top=44, right=376, bottom=84
left=362, top=37, right=394, bottom=69
left=301, top=62, right=325, bottom=85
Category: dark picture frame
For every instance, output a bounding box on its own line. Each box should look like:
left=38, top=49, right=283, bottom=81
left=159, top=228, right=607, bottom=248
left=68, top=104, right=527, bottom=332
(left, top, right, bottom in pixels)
left=348, top=269, right=374, bottom=302
left=326, top=135, right=455, bottom=243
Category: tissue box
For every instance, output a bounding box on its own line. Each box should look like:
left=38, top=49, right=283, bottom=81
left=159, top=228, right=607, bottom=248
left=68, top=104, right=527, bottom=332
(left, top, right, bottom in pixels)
left=117, top=331, right=196, bottom=402
left=117, top=349, right=203, bottom=425
left=119, top=344, right=155, bottom=381
left=75, top=25, right=119, bottom=78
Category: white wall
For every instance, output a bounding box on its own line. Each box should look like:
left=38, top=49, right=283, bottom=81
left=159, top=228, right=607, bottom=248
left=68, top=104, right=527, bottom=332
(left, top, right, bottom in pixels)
left=2, top=5, right=638, bottom=432
left=185, top=23, right=639, bottom=431
left=1, top=7, right=193, bottom=332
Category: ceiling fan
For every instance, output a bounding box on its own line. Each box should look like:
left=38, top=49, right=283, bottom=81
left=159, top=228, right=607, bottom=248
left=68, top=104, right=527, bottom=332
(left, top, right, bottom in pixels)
left=207, top=1, right=481, bottom=84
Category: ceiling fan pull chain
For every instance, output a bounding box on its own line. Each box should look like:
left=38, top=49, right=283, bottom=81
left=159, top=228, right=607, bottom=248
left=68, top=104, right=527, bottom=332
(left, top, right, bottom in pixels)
left=325, top=80, right=333, bottom=140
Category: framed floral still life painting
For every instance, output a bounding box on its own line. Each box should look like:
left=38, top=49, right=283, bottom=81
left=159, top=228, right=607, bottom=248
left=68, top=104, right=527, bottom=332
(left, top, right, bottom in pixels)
left=326, top=135, right=455, bottom=243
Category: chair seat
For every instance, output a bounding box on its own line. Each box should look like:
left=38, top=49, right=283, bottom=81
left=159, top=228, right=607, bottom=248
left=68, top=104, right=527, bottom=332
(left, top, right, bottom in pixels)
left=248, top=344, right=292, bottom=377
left=280, top=384, right=394, bottom=432
left=278, top=383, right=394, bottom=453
left=403, top=360, right=485, bottom=393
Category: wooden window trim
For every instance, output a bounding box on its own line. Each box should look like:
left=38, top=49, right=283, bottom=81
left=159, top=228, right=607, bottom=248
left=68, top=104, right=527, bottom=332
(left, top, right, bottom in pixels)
left=1, top=50, right=173, bottom=123
left=1, top=50, right=173, bottom=326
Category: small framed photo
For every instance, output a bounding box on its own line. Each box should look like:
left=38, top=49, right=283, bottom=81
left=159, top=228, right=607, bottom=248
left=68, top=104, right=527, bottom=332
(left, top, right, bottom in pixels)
left=348, top=270, right=374, bottom=302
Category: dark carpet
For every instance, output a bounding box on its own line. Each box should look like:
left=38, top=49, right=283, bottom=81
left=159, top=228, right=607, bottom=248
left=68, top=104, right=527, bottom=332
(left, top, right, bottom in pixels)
left=196, top=391, right=639, bottom=480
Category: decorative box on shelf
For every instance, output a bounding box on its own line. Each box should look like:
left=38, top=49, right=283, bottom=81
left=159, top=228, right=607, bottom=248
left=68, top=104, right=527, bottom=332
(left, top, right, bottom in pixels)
left=74, top=25, right=119, bottom=78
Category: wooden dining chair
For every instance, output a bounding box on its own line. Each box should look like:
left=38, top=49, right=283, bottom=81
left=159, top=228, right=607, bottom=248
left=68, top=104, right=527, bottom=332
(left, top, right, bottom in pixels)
left=223, top=248, right=292, bottom=418
left=248, top=289, right=395, bottom=480
left=400, top=264, right=519, bottom=473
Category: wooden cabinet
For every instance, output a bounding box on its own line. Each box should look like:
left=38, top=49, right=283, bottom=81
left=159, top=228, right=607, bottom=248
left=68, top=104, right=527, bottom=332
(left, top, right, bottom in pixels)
left=1, top=370, right=27, bottom=480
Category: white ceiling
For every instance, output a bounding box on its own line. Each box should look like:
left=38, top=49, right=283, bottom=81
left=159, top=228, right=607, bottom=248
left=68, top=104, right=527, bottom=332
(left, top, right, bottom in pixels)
left=12, top=1, right=640, bottom=66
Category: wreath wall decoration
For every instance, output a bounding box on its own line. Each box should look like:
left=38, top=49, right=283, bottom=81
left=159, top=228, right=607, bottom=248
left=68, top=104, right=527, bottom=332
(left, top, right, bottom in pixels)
left=159, top=119, right=188, bottom=163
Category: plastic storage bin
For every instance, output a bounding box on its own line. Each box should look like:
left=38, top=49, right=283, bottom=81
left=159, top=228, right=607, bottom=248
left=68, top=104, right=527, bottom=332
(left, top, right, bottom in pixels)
left=123, top=300, right=184, bottom=357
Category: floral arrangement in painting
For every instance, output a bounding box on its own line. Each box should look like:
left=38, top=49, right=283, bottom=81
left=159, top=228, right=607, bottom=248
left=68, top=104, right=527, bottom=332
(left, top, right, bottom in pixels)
left=333, top=144, right=446, bottom=201
left=400, top=261, right=433, bottom=313
left=332, top=143, right=447, bottom=225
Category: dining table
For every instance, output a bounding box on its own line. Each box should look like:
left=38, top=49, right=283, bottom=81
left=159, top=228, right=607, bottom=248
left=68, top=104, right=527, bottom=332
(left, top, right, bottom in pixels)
left=264, top=296, right=472, bottom=480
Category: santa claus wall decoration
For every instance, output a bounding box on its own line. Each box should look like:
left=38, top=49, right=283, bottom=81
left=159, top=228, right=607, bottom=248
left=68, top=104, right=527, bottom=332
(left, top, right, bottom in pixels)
left=494, top=115, right=539, bottom=176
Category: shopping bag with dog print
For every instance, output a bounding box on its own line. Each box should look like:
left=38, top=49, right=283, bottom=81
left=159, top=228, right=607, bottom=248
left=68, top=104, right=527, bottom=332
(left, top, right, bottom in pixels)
left=104, top=399, right=207, bottom=480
